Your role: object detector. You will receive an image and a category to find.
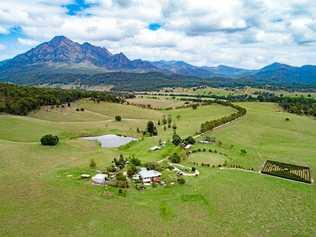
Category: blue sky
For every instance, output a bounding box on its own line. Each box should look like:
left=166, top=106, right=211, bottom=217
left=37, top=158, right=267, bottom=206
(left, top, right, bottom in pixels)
left=0, top=0, right=316, bottom=68
left=65, top=0, right=94, bottom=15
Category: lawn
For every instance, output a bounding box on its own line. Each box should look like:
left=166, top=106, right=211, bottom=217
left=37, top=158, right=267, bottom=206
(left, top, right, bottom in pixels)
left=0, top=100, right=316, bottom=236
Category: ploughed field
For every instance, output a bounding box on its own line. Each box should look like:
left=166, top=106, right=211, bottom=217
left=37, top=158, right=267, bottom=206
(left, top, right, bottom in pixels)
left=0, top=98, right=316, bottom=237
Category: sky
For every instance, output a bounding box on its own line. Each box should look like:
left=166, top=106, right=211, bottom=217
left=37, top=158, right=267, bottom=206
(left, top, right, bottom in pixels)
left=0, top=0, right=316, bottom=69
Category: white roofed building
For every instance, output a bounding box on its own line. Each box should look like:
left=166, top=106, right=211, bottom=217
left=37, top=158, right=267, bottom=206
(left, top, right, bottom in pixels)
left=138, top=168, right=161, bottom=184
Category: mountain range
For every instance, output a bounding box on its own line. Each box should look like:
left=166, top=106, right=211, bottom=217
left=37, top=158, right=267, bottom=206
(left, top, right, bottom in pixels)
left=0, top=36, right=315, bottom=90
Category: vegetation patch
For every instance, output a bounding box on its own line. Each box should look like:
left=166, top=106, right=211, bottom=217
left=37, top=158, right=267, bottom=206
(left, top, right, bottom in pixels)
left=261, top=160, right=312, bottom=184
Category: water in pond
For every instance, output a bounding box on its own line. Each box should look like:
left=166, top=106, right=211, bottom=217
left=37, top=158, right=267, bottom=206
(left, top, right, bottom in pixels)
left=82, top=134, right=137, bottom=148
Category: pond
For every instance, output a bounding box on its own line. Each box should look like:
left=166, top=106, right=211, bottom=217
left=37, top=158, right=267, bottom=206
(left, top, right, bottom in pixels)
left=82, top=134, right=137, bottom=148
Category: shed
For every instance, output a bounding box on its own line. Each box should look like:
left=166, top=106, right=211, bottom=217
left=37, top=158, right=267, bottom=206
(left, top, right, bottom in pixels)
left=92, top=174, right=108, bottom=185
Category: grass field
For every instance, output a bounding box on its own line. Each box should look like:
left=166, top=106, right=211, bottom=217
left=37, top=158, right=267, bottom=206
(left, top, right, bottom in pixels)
left=159, top=86, right=316, bottom=98
left=127, top=96, right=186, bottom=109
left=0, top=99, right=316, bottom=237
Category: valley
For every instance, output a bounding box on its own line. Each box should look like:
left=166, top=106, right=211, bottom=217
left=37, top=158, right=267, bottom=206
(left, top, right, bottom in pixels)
left=0, top=93, right=316, bottom=236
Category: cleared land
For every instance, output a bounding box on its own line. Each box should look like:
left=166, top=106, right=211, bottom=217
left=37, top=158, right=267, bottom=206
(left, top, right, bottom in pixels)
left=0, top=99, right=316, bottom=237
left=127, top=96, right=186, bottom=109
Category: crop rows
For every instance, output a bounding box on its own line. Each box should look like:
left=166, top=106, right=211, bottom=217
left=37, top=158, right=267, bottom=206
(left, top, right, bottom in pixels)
left=261, top=160, right=312, bottom=183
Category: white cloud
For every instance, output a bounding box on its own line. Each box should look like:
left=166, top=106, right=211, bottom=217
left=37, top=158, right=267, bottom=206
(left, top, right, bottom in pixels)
left=0, top=25, right=8, bottom=34
left=0, top=43, right=5, bottom=50
left=17, top=38, right=39, bottom=46
left=1, top=0, right=316, bottom=68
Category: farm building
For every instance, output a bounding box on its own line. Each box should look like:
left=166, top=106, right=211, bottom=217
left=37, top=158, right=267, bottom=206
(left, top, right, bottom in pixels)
left=92, top=174, right=108, bottom=185
left=138, top=168, right=161, bottom=184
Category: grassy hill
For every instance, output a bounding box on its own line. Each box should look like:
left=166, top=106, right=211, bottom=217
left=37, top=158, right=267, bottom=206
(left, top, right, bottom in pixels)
left=0, top=98, right=315, bottom=236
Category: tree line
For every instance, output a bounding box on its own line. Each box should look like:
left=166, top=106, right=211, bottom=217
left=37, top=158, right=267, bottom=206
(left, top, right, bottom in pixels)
left=200, top=101, right=247, bottom=133
left=140, top=91, right=316, bottom=117
left=0, top=83, right=123, bottom=115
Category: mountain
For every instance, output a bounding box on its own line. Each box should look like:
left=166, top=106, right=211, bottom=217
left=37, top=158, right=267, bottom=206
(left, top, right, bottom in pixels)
left=151, top=61, right=253, bottom=78
left=0, top=36, right=158, bottom=73
left=151, top=60, right=215, bottom=78
left=0, top=36, right=315, bottom=89
left=247, top=63, right=316, bottom=84
left=202, top=65, right=255, bottom=78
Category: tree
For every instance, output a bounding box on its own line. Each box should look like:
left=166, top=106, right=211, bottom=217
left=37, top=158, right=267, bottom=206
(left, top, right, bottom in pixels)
left=172, top=123, right=177, bottom=130
left=115, top=115, right=122, bottom=121
left=115, top=172, right=129, bottom=188
left=240, top=149, right=247, bottom=155
left=184, top=136, right=195, bottom=145
left=40, top=134, right=59, bottom=146
left=147, top=121, right=158, bottom=136
left=116, top=172, right=127, bottom=181
left=127, top=164, right=138, bottom=177
left=167, top=114, right=172, bottom=126
left=177, top=177, right=186, bottom=184
left=162, top=115, right=167, bottom=125
left=172, top=134, right=182, bottom=146
left=169, top=153, right=181, bottom=163
left=144, top=162, right=161, bottom=171
left=89, top=159, right=96, bottom=169
left=130, top=156, right=141, bottom=166
left=113, top=155, right=126, bottom=169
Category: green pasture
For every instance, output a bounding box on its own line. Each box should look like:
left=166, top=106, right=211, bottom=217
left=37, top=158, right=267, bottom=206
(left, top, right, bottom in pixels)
left=0, top=99, right=316, bottom=236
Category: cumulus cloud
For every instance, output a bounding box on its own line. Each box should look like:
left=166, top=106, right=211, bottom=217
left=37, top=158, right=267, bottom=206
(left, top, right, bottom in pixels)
left=1, top=0, right=316, bottom=68
left=17, top=38, right=39, bottom=46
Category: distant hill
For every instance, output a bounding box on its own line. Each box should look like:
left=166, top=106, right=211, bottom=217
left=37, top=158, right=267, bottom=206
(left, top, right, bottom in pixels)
left=0, top=36, right=157, bottom=73
left=0, top=36, right=315, bottom=90
left=247, top=63, right=316, bottom=84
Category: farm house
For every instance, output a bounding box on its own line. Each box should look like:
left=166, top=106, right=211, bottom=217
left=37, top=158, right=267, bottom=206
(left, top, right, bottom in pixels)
left=138, top=168, right=161, bottom=184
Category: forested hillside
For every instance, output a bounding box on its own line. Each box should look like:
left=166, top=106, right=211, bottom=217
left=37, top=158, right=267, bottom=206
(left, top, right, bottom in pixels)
left=0, top=83, right=123, bottom=115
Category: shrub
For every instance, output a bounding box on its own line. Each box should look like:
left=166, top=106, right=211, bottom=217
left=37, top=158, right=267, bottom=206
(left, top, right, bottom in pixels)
left=177, top=177, right=186, bottom=184
left=129, top=156, right=141, bottom=166
left=169, top=153, right=181, bottom=163
left=40, top=134, right=59, bottom=146
left=106, top=165, right=117, bottom=173
left=127, top=164, right=138, bottom=177
left=115, top=115, right=122, bottom=121
left=285, top=117, right=290, bottom=121
left=144, top=162, right=161, bottom=171
left=80, top=108, right=85, bottom=111
left=147, top=121, right=158, bottom=136
left=172, top=134, right=182, bottom=146
left=89, top=159, right=96, bottom=169
left=184, top=136, right=196, bottom=145
left=240, top=149, right=247, bottom=155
